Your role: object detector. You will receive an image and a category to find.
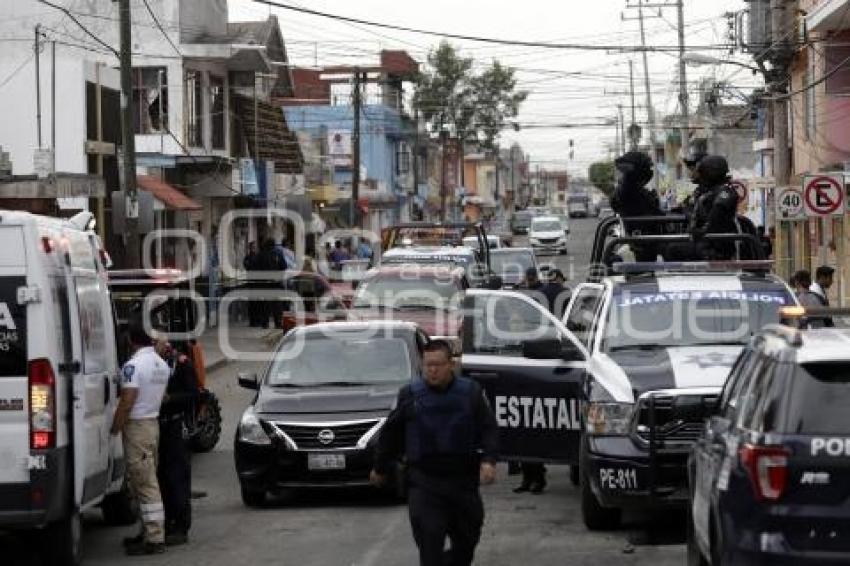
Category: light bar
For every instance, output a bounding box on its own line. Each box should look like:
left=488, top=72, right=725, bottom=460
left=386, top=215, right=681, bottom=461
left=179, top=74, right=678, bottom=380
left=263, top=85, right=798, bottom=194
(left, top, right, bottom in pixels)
left=779, top=306, right=850, bottom=318
left=612, top=260, right=774, bottom=274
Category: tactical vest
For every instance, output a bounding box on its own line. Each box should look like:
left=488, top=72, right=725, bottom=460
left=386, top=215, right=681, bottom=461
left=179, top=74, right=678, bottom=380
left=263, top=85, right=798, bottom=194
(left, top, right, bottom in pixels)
left=405, top=377, right=477, bottom=464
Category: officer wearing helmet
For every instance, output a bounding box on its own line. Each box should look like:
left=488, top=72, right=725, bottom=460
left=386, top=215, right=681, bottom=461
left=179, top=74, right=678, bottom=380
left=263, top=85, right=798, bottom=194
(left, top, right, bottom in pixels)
left=611, top=151, right=662, bottom=261
left=688, top=155, right=739, bottom=259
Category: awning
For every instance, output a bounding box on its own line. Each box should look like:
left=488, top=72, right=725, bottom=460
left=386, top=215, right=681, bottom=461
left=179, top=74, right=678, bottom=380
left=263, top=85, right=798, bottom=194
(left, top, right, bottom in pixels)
left=137, top=176, right=202, bottom=211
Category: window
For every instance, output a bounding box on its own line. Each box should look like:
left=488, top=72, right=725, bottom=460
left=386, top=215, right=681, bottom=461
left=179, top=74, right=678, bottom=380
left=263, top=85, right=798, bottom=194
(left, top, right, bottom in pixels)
left=718, top=349, right=754, bottom=420
left=735, top=356, right=770, bottom=430
left=210, top=75, right=225, bottom=150
left=784, top=362, right=850, bottom=434
left=75, top=276, right=108, bottom=375
left=396, top=142, right=411, bottom=175
left=131, top=67, right=167, bottom=134
left=564, top=286, right=603, bottom=349
left=468, top=295, right=559, bottom=356
left=185, top=69, right=203, bottom=147
left=825, top=43, right=850, bottom=95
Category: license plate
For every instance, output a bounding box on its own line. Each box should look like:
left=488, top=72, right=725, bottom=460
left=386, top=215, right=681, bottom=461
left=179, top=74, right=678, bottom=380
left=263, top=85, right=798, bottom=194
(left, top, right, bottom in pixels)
left=307, top=453, right=346, bottom=471
left=598, top=467, right=639, bottom=491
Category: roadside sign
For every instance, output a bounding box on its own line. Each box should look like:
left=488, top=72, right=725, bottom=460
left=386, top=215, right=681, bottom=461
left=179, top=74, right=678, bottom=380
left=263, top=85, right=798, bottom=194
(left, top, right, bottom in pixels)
left=803, top=175, right=845, bottom=217
left=776, top=187, right=805, bottom=220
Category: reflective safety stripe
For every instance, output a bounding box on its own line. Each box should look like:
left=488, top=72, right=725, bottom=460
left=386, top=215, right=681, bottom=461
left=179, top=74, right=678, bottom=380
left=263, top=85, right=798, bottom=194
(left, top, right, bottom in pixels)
left=140, top=502, right=165, bottom=522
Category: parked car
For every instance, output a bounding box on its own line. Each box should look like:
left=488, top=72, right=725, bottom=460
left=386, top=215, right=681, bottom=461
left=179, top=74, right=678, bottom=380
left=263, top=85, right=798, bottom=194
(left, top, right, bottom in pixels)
left=350, top=264, right=466, bottom=347
left=0, top=211, right=132, bottom=565
left=462, top=235, right=504, bottom=250
left=234, top=321, right=429, bottom=505
left=688, top=319, right=850, bottom=565
left=529, top=216, right=568, bottom=255
left=511, top=210, right=533, bottom=235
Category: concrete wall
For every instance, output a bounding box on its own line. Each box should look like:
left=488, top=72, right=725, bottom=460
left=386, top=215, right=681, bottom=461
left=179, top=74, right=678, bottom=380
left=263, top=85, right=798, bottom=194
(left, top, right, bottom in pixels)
left=0, top=54, right=120, bottom=176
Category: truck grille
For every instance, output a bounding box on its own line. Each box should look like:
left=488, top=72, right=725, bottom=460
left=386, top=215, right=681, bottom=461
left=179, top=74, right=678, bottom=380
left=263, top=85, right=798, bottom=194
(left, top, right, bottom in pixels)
left=539, top=238, right=559, bottom=245
left=634, top=393, right=718, bottom=447
left=271, top=420, right=380, bottom=450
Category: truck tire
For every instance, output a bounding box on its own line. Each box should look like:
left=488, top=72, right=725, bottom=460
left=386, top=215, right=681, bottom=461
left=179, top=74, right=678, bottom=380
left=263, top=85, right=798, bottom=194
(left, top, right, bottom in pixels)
left=581, top=464, right=621, bottom=531
left=240, top=484, right=266, bottom=508
left=45, top=509, right=82, bottom=566
left=190, top=391, right=222, bottom=453
left=101, top=483, right=138, bottom=526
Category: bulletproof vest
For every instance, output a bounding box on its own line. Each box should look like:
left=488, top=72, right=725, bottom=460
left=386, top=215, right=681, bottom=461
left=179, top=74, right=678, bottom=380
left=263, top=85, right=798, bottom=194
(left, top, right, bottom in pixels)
left=405, top=377, right=477, bottom=464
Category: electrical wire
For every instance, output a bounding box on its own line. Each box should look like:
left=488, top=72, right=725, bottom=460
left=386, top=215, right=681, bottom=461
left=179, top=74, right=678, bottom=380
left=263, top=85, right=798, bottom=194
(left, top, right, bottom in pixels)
left=36, top=0, right=118, bottom=57
left=141, top=0, right=182, bottom=57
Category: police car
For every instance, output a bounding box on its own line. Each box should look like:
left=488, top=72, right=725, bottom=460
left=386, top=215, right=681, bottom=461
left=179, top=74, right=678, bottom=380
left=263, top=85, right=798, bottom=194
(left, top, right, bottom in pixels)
left=0, top=211, right=131, bottom=565
left=688, top=312, right=850, bottom=565
left=570, top=261, right=797, bottom=530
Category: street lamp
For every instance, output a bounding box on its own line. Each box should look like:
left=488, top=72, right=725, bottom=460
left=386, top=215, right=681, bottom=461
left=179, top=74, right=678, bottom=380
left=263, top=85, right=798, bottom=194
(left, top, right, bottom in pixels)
left=682, top=54, right=761, bottom=73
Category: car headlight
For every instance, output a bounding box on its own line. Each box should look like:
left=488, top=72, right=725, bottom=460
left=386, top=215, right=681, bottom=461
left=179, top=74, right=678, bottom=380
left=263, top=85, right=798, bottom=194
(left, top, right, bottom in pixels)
left=238, top=407, right=271, bottom=445
left=586, top=402, right=633, bottom=435
left=529, top=237, right=540, bottom=244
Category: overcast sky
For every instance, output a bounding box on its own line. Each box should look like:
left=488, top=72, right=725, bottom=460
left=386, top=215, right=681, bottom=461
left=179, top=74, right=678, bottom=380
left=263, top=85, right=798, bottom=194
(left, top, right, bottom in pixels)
left=229, top=0, right=761, bottom=177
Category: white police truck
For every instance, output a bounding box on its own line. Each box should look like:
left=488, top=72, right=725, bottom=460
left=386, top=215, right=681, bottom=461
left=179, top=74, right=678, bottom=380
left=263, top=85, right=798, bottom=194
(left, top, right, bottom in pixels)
left=0, top=210, right=130, bottom=565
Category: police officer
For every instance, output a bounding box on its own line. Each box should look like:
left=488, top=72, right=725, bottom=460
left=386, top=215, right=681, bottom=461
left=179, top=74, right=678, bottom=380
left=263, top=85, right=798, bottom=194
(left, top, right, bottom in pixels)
left=611, top=151, right=663, bottom=261
left=688, top=155, right=739, bottom=260
left=112, top=326, right=170, bottom=555
left=371, top=340, right=498, bottom=566
left=154, top=340, right=198, bottom=546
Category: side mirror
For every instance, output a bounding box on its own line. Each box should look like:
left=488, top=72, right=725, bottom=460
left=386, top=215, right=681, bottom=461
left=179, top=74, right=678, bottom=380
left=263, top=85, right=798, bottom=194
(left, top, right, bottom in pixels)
left=237, top=372, right=259, bottom=390
left=521, top=338, right=583, bottom=361
left=707, top=415, right=731, bottom=442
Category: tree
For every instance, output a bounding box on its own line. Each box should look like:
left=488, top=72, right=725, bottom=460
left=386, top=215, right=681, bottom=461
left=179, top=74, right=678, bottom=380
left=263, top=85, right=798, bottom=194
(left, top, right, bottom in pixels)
left=588, top=161, right=616, bottom=197
left=414, top=42, right=527, bottom=150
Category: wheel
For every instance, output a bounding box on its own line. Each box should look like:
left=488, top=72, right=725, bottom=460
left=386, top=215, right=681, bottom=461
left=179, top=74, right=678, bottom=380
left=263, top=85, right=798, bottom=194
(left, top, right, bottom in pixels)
left=240, top=484, right=266, bottom=507
left=559, top=248, right=568, bottom=255
left=45, top=509, right=82, bottom=566
left=580, top=459, right=621, bottom=530
left=687, top=507, right=710, bottom=566
left=190, top=391, right=222, bottom=453
left=101, top=482, right=138, bottom=526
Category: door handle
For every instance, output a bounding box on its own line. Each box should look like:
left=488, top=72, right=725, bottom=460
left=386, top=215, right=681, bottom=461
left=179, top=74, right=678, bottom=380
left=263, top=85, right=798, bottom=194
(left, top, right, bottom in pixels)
left=553, top=367, right=574, bottom=375
left=467, top=371, right=498, bottom=381
left=103, top=375, right=110, bottom=405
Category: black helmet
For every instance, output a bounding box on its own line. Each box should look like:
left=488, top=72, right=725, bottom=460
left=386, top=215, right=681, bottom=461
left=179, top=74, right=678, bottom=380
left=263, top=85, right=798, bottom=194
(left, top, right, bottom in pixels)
left=614, top=151, right=654, bottom=184
left=682, top=150, right=707, bottom=168
left=695, top=155, right=729, bottom=185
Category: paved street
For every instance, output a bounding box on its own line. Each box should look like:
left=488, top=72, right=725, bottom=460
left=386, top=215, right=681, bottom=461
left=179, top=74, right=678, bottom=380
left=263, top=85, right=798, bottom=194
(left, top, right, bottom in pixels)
left=6, top=218, right=686, bottom=566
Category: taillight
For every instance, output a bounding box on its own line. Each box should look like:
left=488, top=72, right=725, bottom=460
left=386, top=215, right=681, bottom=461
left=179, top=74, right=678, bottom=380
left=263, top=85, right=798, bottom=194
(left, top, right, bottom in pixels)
left=739, top=444, right=789, bottom=501
left=28, top=359, right=56, bottom=450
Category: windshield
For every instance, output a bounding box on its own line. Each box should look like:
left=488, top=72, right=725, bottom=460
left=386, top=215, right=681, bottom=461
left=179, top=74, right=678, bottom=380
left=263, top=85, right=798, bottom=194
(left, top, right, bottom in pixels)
left=532, top=220, right=561, bottom=232
left=353, top=273, right=461, bottom=309
left=604, top=289, right=794, bottom=350
left=491, top=251, right=535, bottom=276
left=268, top=335, right=412, bottom=386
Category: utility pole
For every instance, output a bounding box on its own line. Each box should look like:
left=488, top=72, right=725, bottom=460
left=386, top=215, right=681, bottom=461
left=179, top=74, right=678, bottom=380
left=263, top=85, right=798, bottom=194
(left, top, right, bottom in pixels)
left=617, top=104, right=626, bottom=154
left=412, top=108, right=419, bottom=220
left=51, top=40, right=56, bottom=166
left=350, top=68, right=362, bottom=228
left=676, top=0, right=689, bottom=174
left=34, top=25, right=42, bottom=149
left=119, top=0, right=140, bottom=267
left=770, top=0, right=791, bottom=190
left=627, top=60, right=639, bottom=150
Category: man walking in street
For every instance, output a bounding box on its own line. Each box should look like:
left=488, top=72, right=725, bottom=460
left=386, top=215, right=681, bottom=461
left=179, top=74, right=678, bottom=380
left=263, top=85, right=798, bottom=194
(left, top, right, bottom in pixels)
left=371, top=340, right=498, bottom=566
left=112, top=326, right=170, bottom=555
left=810, top=265, right=836, bottom=327
left=154, top=340, right=199, bottom=546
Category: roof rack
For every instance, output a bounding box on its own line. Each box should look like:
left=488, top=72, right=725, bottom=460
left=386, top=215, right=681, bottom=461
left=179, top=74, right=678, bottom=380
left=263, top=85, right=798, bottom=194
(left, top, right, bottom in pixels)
left=611, top=260, right=774, bottom=275
left=588, top=233, right=766, bottom=281
left=761, top=323, right=803, bottom=347
left=591, top=215, right=688, bottom=266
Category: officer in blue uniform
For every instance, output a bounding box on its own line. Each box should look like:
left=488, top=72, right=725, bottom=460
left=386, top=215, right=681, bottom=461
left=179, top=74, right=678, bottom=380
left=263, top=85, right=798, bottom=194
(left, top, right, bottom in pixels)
left=371, top=340, right=499, bottom=566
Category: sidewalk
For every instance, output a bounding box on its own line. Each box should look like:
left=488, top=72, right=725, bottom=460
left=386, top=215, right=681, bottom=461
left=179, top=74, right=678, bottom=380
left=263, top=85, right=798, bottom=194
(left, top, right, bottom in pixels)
left=198, top=325, right=282, bottom=373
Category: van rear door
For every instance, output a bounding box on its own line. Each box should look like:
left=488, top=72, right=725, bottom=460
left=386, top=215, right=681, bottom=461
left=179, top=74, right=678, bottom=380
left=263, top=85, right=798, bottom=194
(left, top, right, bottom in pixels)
left=0, top=226, right=29, bottom=484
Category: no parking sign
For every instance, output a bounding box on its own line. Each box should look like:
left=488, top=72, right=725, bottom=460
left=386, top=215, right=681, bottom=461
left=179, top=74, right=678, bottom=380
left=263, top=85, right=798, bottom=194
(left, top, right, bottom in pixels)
left=803, top=175, right=845, bottom=217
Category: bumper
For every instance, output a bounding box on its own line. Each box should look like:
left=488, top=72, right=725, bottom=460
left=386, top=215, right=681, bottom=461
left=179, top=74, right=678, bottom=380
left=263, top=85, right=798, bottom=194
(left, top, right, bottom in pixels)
left=531, top=241, right=567, bottom=254
left=725, top=532, right=850, bottom=566
left=0, top=447, right=71, bottom=530
left=235, top=440, right=378, bottom=490
left=583, top=436, right=688, bottom=510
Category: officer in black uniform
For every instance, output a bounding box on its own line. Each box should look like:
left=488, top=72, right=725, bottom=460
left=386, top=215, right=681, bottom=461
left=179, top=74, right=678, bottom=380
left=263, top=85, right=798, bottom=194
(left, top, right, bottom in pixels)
left=154, top=340, right=198, bottom=546
left=611, top=151, right=663, bottom=261
left=371, top=340, right=498, bottom=566
left=688, top=155, right=739, bottom=260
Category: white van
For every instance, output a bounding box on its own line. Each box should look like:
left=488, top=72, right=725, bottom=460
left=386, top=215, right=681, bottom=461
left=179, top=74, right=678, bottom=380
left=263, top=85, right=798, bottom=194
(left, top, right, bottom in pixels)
left=0, top=210, right=131, bottom=565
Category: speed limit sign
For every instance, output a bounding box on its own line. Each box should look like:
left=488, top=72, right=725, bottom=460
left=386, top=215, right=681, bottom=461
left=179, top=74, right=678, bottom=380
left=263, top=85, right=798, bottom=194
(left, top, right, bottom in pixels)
left=776, top=187, right=805, bottom=220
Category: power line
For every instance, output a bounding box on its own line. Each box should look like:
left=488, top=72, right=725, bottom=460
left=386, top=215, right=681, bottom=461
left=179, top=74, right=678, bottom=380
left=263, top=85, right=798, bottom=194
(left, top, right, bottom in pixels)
left=141, top=0, right=182, bottom=57
left=251, top=0, right=735, bottom=53
left=36, top=0, right=118, bottom=57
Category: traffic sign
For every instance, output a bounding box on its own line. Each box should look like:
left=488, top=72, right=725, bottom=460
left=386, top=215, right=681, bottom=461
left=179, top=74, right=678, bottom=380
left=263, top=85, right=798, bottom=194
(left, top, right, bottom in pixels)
left=803, top=175, right=845, bottom=217
left=776, top=187, right=805, bottom=220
